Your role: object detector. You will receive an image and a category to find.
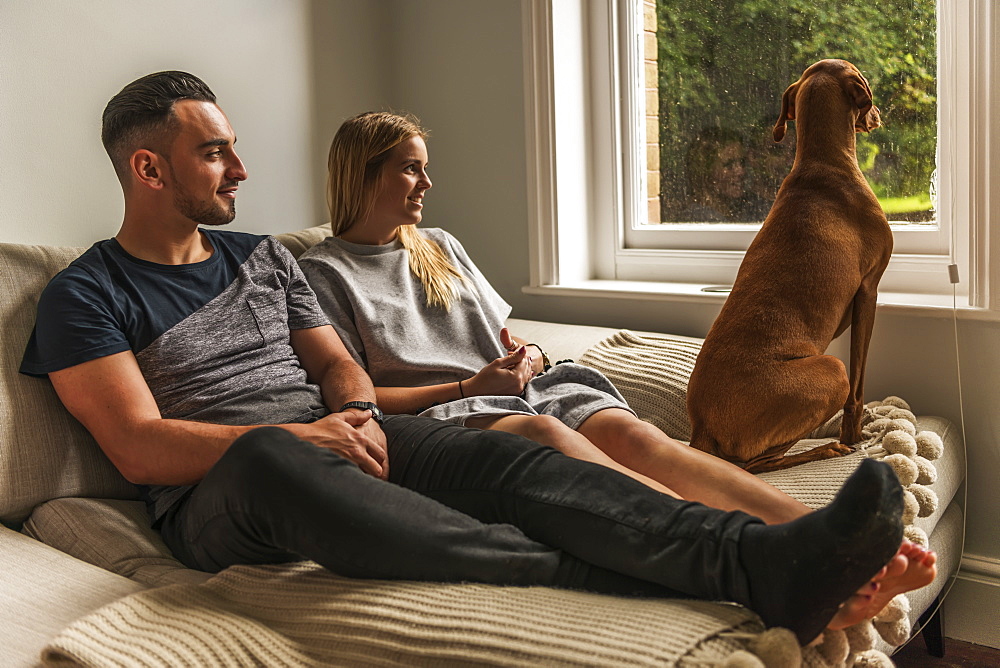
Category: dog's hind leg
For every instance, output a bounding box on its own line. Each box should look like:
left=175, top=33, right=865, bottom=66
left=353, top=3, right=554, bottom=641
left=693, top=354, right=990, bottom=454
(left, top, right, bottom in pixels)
left=739, top=354, right=853, bottom=472
left=745, top=439, right=854, bottom=473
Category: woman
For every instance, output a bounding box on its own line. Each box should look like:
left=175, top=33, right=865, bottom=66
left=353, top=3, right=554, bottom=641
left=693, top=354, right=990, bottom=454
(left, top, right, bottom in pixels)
left=300, top=112, right=802, bottom=527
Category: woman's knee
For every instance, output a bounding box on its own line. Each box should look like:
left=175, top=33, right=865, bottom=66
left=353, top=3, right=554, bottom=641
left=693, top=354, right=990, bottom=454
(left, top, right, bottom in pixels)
left=520, top=414, right=574, bottom=445
left=582, top=410, right=674, bottom=458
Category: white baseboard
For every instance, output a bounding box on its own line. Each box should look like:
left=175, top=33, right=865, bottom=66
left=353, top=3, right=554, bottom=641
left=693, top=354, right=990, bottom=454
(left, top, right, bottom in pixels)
left=942, top=553, right=1000, bottom=649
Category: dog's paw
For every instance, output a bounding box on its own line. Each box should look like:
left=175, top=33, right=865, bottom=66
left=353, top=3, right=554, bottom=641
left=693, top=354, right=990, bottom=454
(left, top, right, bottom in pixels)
left=830, top=440, right=855, bottom=456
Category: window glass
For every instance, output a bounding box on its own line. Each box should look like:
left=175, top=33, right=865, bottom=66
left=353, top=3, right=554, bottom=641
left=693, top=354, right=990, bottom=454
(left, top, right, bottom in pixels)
left=650, top=0, right=937, bottom=226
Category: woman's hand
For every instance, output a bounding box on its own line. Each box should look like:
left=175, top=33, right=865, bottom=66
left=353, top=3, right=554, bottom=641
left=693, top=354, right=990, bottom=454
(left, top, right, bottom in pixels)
left=465, top=345, right=534, bottom=397
left=500, top=327, right=544, bottom=375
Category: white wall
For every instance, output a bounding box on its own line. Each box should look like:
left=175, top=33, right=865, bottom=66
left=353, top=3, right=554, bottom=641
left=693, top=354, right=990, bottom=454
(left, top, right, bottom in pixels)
left=2, top=0, right=997, bottom=647
left=385, top=1, right=531, bottom=304
left=0, top=0, right=322, bottom=246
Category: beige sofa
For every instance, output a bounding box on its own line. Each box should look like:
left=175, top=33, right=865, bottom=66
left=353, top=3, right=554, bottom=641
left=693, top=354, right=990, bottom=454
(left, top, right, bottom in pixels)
left=0, top=226, right=966, bottom=667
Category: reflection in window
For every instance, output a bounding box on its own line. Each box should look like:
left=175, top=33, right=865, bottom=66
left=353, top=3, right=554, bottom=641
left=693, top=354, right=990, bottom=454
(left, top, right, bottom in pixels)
left=651, top=0, right=937, bottom=225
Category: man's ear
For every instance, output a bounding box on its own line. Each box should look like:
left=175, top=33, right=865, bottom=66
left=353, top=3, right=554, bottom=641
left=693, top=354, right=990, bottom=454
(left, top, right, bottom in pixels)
left=130, top=150, right=166, bottom=190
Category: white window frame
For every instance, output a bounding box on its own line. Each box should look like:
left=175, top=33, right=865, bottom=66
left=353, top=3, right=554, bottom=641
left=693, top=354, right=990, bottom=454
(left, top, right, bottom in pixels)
left=522, top=0, right=995, bottom=311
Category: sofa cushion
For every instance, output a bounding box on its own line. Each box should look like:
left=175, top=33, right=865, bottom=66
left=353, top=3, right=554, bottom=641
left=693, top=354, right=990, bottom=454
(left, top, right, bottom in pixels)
left=0, top=523, right=146, bottom=667
left=274, top=223, right=332, bottom=259
left=0, top=243, right=139, bottom=527
left=579, top=329, right=702, bottom=441
left=504, top=317, right=625, bottom=365
left=23, top=497, right=211, bottom=587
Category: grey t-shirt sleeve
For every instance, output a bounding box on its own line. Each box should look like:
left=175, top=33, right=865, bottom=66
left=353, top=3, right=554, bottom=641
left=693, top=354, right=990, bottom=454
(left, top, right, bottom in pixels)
left=298, top=254, right=368, bottom=369
left=437, top=230, right=511, bottom=318
left=268, top=237, right=331, bottom=332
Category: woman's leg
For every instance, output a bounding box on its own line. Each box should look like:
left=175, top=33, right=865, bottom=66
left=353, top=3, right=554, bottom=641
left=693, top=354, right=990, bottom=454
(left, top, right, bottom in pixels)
left=576, top=408, right=812, bottom=524
left=466, top=413, right=677, bottom=496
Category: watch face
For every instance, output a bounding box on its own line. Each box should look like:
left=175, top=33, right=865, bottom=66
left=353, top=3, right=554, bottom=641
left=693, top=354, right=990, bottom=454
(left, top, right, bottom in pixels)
left=343, top=401, right=383, bottom=423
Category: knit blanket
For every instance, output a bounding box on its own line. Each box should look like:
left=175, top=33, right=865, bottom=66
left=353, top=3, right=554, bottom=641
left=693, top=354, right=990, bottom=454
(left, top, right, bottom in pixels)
left=42, top=562, right=760, bottom=667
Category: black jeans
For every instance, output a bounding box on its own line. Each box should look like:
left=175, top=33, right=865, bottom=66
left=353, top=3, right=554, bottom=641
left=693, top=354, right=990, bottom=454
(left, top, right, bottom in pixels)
left=159, top=415, right=759, bottom=604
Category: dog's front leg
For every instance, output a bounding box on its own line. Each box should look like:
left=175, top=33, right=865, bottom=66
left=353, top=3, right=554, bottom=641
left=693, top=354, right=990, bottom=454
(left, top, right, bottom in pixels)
left=839, top=276, right=881, bottom=444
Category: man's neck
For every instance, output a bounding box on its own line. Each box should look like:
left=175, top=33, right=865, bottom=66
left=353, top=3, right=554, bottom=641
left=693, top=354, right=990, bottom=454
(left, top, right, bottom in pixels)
left=116, top=217, right=215, bottom=265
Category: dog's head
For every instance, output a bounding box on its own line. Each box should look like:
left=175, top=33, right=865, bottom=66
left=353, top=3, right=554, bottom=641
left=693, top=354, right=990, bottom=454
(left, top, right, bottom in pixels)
left=773, top=59, right=881, bottom=142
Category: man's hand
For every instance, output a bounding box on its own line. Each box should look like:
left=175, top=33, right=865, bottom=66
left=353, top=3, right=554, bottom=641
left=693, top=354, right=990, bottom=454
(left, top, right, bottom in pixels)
left=347, top=408, right=389, bottom=480
left=284, top=411, right=388, bottom=479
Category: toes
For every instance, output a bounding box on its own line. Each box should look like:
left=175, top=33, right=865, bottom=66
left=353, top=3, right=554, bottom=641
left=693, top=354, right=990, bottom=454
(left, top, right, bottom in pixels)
left=885, top=553, right=909, bottom=578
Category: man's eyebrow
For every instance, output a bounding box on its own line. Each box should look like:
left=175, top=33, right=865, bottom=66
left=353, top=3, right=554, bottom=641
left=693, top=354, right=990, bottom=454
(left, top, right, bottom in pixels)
left=197, top=138, right=235, bottom=149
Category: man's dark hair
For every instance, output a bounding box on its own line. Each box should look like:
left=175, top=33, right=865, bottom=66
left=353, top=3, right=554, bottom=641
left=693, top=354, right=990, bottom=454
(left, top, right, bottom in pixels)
left=101, top=71, right=216, bottom=182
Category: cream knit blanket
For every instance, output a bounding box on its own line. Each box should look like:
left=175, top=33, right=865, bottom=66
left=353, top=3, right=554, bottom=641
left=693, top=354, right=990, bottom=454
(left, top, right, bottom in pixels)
left=42, top=562, right=760, bottom=667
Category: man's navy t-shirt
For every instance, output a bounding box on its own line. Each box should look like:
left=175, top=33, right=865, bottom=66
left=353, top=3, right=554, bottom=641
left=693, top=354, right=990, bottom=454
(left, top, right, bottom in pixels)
left=20, top=229, right=330, bottom=521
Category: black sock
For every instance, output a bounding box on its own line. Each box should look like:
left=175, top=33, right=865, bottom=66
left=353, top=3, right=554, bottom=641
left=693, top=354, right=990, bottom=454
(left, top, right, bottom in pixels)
left=739, top=458, right=904, bottom=644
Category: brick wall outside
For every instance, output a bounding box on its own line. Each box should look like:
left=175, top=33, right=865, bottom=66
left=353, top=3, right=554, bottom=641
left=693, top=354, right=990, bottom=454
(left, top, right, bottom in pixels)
left=643, top=0, right=660, bottom=223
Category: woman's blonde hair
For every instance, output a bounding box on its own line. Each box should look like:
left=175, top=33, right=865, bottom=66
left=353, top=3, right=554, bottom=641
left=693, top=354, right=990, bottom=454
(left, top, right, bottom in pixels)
left=328, top=111, right=467, bottom=310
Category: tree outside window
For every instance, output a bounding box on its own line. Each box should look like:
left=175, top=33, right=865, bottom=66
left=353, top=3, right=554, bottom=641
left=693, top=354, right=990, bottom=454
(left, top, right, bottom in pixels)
left=652, top=0, right=937, bottom=225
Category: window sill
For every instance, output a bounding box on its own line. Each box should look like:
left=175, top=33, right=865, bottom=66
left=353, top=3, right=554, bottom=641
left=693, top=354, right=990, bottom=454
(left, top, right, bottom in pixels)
left=522, top=280, right=997, bottom=321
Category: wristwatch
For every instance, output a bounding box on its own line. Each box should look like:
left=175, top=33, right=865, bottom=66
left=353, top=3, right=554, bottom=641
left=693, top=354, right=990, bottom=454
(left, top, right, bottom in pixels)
left=339, top=401, right=385, bottom=424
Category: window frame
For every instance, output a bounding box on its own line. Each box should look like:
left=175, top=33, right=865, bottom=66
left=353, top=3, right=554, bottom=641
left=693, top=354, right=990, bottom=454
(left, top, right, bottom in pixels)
left=522, top=0, right=994, bottom=310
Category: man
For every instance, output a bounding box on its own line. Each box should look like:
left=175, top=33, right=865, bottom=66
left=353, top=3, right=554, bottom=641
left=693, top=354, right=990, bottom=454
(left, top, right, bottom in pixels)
left=20, top=71, right=928, bottom=645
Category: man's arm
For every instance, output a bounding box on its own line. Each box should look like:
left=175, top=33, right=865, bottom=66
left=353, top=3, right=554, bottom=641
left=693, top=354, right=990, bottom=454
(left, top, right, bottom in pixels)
left=290, top=324, right=389, bottom=479
left=49, top=344, right=389, bottom=485
left=49, top=351, right=252, bottom=485
left=289, top=324, right=377, bottom=410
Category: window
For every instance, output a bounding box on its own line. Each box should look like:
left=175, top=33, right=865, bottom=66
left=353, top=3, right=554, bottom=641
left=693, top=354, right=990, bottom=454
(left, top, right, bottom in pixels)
left=523, top=0, right=994, bottom=308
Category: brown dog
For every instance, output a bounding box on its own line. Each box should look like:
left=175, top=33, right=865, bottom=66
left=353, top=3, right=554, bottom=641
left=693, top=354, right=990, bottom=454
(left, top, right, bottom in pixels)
left=686, top=59, right=892, bottom=473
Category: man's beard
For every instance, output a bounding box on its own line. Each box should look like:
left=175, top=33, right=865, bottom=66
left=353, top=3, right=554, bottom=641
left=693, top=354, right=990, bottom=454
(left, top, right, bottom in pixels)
left=167, top=160, right=237, bottom=226
left=173, top=183, right=236, bottom=226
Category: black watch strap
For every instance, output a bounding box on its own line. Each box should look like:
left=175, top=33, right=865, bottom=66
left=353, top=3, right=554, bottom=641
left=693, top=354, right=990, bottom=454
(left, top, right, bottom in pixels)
left=339, top=401, right=384, bottom=424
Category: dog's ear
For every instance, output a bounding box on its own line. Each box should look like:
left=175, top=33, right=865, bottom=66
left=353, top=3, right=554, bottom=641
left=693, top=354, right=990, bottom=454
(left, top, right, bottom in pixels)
left=856, top=103, right=882, bottom=133
left=773, top=81, right=799, bottom=143
left=848, top=73, right=880, bottom=133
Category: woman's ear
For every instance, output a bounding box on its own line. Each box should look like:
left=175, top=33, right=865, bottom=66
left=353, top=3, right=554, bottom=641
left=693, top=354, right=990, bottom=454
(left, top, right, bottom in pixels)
left=130, top=149, right=166, bottom=190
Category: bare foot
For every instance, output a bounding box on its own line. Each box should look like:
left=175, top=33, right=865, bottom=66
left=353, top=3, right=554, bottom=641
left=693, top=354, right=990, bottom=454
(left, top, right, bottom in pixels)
left=827, top=540, right=937, bottom=630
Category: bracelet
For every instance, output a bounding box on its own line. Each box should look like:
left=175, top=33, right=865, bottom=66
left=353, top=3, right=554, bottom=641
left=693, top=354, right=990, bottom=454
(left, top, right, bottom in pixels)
left=526, top=343, right=553, bottom=372
left=458, top=379, right=466, bottom=398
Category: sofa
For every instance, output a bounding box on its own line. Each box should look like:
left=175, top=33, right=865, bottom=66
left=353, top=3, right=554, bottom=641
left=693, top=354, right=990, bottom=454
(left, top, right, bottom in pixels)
left=0, top=225, right=966, bottom=667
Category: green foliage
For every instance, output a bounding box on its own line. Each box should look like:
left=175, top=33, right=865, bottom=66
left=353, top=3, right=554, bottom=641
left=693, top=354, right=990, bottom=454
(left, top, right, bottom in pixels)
left=880, top=194, right=933, bottom=215
left=655, top=0, right=936, bottom=221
